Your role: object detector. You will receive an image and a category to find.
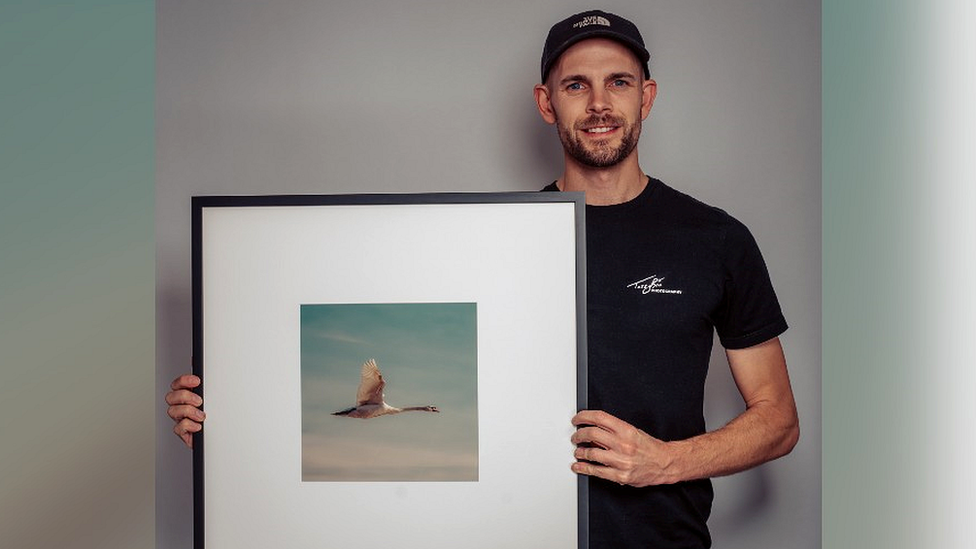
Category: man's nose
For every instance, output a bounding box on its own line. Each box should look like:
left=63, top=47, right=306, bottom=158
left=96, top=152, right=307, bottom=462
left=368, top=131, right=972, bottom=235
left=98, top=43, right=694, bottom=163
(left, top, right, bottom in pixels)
left=586, top=87, right=612, bottom=113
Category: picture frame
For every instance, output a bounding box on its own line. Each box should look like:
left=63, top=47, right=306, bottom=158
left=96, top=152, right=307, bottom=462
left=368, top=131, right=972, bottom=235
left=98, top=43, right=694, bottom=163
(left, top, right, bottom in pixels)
left=192, top=192, right=587, bottom=548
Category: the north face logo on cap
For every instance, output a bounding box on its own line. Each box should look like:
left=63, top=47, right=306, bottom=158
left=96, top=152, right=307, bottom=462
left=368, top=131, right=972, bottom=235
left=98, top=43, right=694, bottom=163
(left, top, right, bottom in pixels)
left=573, top=15, right=611, bottom=29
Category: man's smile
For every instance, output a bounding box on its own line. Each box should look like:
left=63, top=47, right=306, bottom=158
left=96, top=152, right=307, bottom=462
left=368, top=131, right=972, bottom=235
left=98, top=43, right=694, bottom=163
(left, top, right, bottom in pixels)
left=576, top=115, right=626, bottom=139
left=584, top=126, right=618, bottom=134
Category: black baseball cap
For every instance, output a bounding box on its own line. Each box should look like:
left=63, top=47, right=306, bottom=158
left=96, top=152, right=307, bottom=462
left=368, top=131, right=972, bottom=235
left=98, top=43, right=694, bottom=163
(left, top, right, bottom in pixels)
left=541, top=10, right=650, bottom=82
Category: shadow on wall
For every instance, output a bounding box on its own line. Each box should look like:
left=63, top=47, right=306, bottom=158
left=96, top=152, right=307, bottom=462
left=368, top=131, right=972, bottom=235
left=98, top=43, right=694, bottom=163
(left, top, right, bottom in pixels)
left=704, top=341, right=774, bottom=531
left=514, top=70, right=565, bottom=189
left=527, top=118, right=564, bottom=186
left=155, top=281, right=194, bottom=549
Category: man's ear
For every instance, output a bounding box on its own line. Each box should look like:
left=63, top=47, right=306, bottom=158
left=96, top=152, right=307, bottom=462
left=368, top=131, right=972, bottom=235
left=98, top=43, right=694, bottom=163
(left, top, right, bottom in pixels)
left=641, top=79, right=657, bottom=120
left=534, top=83, right=557, bottom=125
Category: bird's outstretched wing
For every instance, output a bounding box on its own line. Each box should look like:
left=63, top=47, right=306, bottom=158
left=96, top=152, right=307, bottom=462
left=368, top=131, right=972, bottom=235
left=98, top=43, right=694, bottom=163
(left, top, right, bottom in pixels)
left=356, top=359, right=385, bottom=406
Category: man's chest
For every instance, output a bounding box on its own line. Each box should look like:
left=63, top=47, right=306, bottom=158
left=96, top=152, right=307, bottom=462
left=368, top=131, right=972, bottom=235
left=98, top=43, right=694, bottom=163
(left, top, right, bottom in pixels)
left=586, top=225, right=727, bottom=340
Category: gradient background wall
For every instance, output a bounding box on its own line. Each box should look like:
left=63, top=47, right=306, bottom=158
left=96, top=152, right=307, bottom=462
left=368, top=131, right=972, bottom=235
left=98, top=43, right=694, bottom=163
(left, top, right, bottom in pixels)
left=0, top=2, right=155, bottom=548
left=155, top=1, right=820, bottom=548
left=2, top=1, right=974, bottom=549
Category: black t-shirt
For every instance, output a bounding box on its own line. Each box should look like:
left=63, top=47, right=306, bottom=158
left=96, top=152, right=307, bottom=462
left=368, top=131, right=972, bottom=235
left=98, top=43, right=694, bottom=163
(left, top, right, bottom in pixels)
left=544, top=177, right=787, bottom=549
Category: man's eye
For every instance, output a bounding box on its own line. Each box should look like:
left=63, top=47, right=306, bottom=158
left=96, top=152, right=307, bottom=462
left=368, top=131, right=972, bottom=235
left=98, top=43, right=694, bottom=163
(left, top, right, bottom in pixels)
left=567, top=82, right=584, bottom=91
left=611, top=79, right=629, bottom=87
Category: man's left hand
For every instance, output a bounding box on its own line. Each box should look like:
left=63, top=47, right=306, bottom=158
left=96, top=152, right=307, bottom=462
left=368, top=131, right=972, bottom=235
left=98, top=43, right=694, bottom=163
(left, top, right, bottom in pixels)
left=571, top=409, right=676, bottom=487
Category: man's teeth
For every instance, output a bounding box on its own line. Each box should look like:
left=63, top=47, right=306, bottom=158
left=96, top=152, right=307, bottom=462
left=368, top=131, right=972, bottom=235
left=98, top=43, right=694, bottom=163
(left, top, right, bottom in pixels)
left=586, top=127, right=614, bottom=133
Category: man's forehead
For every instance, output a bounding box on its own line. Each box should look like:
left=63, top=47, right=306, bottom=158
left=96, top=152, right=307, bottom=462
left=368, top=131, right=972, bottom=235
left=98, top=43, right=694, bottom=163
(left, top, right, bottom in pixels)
left=550, top=38, right=643, bottom=79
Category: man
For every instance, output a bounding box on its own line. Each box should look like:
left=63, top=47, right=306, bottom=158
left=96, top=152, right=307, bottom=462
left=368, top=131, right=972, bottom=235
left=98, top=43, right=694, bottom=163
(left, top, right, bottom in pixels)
left=168, top=10, right=799, bottom=548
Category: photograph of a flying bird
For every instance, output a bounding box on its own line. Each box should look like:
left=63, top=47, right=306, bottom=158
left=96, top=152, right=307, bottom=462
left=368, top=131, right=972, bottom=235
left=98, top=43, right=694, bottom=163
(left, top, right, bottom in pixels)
left=332, top=359, right=440, bottom=419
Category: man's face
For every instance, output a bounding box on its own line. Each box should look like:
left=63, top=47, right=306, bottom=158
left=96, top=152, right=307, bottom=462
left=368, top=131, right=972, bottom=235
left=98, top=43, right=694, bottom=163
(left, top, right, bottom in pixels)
left=535, top=38, right=656, bottom=168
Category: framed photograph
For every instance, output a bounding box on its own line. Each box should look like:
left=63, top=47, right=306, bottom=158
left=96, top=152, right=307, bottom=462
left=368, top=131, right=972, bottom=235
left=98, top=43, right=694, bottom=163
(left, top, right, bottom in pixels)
left=192, top=192, right=587, bottom=549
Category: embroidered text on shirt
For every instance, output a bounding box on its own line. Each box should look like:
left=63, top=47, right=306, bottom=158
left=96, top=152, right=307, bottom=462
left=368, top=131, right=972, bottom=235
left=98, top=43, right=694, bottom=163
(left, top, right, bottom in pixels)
left=626, top=275, right=684, bottom=295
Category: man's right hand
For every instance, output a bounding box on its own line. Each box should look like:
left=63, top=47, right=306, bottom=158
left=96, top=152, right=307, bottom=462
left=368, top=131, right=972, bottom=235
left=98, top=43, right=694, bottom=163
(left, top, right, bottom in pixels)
left=166, top=374, right=206, bottom=448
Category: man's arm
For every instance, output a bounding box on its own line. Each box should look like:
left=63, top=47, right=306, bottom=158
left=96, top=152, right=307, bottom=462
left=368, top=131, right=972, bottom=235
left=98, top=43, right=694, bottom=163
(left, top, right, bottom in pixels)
left=571, top=337, right=799, bottom=487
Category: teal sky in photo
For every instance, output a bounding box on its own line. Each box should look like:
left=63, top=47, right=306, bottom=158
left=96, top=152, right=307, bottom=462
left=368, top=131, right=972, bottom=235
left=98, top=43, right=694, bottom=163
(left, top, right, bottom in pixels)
left=301, top=303, right=478, bottom=481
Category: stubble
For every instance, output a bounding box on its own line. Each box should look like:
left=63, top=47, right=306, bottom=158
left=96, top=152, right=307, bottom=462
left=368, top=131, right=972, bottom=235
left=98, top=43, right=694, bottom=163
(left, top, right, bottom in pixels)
left=555, top=113, right=641, bottom=168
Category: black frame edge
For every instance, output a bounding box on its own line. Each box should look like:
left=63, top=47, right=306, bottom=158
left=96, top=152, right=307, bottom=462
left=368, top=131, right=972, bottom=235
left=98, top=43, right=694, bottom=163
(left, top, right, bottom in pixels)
left=574, top=196, right=589, bottom=549
left=191, top=196, right=205, bottom=549
left=192, top=190, right=581, bottom=209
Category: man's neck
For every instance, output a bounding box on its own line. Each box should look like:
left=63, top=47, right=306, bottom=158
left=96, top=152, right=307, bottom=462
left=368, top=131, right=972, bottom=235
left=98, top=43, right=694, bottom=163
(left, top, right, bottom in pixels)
left=555, top=154, right=647, bottom=206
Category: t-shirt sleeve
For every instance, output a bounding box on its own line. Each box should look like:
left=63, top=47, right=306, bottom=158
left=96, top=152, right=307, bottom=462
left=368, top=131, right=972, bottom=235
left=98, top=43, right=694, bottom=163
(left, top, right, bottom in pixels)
left=714, top=218, right=788, bottom=349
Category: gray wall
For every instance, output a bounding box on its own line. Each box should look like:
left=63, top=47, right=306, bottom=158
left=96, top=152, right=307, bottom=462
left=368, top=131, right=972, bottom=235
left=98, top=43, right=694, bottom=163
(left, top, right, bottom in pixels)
left=156, top=1, right=820, bottom=547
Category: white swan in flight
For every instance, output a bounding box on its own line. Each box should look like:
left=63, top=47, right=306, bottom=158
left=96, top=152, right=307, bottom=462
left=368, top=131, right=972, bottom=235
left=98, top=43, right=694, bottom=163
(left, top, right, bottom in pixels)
left=332, top=359, right=440, bottom=419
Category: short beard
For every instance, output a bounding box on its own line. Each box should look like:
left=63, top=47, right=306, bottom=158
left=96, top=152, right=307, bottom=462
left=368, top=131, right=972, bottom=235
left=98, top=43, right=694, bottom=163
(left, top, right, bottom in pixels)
left=555, top=113, right=641, bottom=168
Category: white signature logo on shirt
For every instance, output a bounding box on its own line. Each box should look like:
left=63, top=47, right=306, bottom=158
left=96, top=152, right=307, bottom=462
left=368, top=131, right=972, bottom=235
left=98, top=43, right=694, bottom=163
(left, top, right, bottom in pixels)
left=626, top=275, right=683, bottom=295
